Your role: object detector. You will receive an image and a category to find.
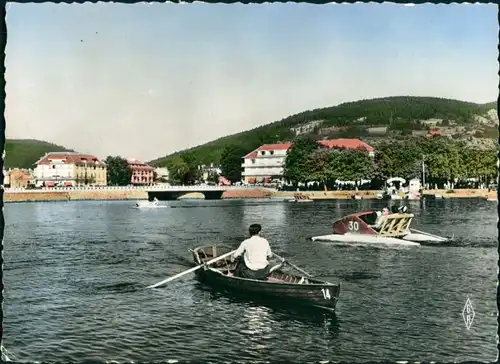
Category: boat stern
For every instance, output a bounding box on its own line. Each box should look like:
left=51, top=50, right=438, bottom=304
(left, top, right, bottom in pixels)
left=332, top=212, right=378, bottom=236
left=312, top=282, right=341, bottom=311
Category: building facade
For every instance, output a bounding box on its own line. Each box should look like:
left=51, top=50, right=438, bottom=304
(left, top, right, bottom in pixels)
left=241, top=139, right=375, bottom=183
left=35, top=152, right=107, bottom=187
left=128, top=159, right=155, bottom=185
left=199, top=163, right=222, bottom=182
left=5, top=168, right=34, bottom=188
left=154, top=167, right=170, bottom=182
left=241, top=143, right=293, bottom=184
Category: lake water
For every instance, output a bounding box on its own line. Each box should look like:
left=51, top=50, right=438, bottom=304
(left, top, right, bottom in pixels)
left=2, top=198, right=498, bottom=362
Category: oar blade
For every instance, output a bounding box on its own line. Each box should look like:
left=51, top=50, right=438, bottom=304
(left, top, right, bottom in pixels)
left=147, top=249, right=236, bottom=289
left=146, top=264, right=200, bottom=289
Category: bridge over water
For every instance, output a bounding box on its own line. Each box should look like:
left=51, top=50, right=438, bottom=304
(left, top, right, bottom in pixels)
left=146, top=185, right=273, bottom=201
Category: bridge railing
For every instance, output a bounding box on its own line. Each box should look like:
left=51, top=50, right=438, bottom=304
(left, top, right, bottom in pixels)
left=3, top=184, right=271, bottom=193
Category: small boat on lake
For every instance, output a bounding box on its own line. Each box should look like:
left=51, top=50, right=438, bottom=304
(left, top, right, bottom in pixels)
left=190, top=244, right=340, bottom=312
left=311, top=209, right=449, bottom=246
left=290, top=193, right=313, bottom=203
left=483, top=195, right=497, bottom=202
left=135, top=198, right=165, bottom=208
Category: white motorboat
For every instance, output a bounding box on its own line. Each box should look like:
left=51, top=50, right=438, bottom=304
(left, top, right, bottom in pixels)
left=311, top=209, right=449, bottom=246
left=135, top=198, right=165, bottom=208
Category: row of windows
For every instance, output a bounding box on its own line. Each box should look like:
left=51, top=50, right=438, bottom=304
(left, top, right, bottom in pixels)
left=49, top=164, right=105, bottom=170
left=249, top=159, right=284, bottom=165
left=260, top=150, right=275, bottom=156
left=133, top=171, right=153, bottom=175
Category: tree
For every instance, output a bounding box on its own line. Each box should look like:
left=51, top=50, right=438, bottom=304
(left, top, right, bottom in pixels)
left=461, top=148, right=497, bottom=183
left=166, top=154, right=200, bottom=185
left=283, top=135, right=322, bottom=183
left=105, top=156, right=132, bottom=186
left=333, top=150, right=374, bottom=183
left=220, top=144, right=247, bottom=183
left=166, top=156, right=189, bottom=184
left=425, top=141, right=464, bottom=184
left=206, top=171, right=220, bottom=184
left=375, top=140, right=422, bottom=179
left=305, top=149, right=336, bottom=188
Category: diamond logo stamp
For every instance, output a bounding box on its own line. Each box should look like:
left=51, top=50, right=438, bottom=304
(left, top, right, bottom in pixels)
left=462, top=296, right=475, bottom=330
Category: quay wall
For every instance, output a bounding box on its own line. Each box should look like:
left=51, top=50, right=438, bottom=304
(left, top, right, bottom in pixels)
left=272, top=190, right=379, bottom=200
left=2, top=186, right=496, bottom=203
left=3, top=186, right=273, bottom=203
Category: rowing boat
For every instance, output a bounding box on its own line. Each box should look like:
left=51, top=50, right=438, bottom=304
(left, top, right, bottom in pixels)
left=190, top=244, right=340, bottom=312
left=287, top=193, right=313, bottom=203
left=311, top=210, right=449, bottom=246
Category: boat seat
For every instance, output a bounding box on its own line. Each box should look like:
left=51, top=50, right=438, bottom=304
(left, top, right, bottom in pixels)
left=378, top=213, right=414, bottom=237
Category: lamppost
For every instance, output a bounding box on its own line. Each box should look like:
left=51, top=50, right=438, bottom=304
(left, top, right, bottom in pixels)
left=421, top=154, right=426, bottom=191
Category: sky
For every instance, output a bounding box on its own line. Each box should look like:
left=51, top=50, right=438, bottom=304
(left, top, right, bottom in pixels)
left=5, top=2, right=499, bottom=162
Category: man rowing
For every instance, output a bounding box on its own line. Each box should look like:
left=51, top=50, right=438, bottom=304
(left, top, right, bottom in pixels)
left=231, top=223, right=273, bottom=280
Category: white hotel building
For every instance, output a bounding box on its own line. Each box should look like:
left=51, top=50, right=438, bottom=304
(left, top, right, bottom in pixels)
left=241, top=143, right=293, bottom=184
left=241, top=139, right=375, bottom=184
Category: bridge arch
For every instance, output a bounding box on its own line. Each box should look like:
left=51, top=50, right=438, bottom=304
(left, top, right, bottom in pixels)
left=147, top=190, right=225, bottom=201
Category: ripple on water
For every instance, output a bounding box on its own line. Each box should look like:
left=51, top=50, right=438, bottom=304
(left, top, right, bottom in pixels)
left=2, top=199, right=497, bottom=362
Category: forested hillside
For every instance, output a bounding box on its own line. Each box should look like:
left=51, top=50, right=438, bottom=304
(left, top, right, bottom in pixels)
left=4, top=139, right=75, bottom=169
left=149, top=96, right=498, bottom=167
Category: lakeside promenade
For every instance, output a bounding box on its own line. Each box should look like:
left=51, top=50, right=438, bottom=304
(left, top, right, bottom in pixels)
left=2, top=186, right=496, bottom=203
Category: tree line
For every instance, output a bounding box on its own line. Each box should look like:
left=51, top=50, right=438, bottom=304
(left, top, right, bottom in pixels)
left=278, top=135, right=497, bottom=189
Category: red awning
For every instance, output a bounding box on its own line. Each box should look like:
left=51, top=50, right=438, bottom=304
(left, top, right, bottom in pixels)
left=64, top=182, right=73, bottom=187
left=45, top=182, right=55, bottom=187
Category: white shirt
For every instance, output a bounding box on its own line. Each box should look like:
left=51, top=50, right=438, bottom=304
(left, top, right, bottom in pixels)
left=374, top=214, right=387, bottom=229
left=233, top=235, right=273, bottom=270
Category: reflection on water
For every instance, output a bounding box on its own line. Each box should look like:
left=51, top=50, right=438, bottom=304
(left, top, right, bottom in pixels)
left=241, top=306, right=273, bottom=356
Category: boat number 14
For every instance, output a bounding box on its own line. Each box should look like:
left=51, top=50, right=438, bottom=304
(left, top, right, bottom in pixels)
left=348, top=220, right=359, bottom=232
left=321, top=288, right=331, bottom=300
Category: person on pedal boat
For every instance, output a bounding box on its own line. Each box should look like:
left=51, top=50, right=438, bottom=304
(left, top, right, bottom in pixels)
left=372, top=207, right=390, bottom=230
left=231, top=223, right=273, bottom=280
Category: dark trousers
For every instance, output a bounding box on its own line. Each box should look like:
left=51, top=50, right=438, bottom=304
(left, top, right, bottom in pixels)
left=234, top=257, right=270, bottom=280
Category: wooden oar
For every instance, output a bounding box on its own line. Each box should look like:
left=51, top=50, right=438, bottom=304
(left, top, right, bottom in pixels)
left=273, top=253, right=312, bottom=278
left=146, top=250, right=236, bottom=289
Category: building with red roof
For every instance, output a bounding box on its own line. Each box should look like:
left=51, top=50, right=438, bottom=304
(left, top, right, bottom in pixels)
left=318, top=138, right=375, bottom=155
left=127, top=158, right=155, bottom=185
left=241, top=138, right=374, bottom=184
left=426, top=129, right=442, bottom=137
left=4, top=168, right=34, bottom=188
left=34, top=152, right=107, bottom=187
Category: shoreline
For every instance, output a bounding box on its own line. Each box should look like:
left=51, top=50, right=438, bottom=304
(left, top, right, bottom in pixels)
left=2, top=187, right=496, bottom=203
left=273, top=189, right=497, bottom=200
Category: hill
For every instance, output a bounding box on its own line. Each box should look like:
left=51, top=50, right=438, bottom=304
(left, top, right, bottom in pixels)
left=3, top=139, right=75, bottom=169
left=148, top=96, right=498, bottom=166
